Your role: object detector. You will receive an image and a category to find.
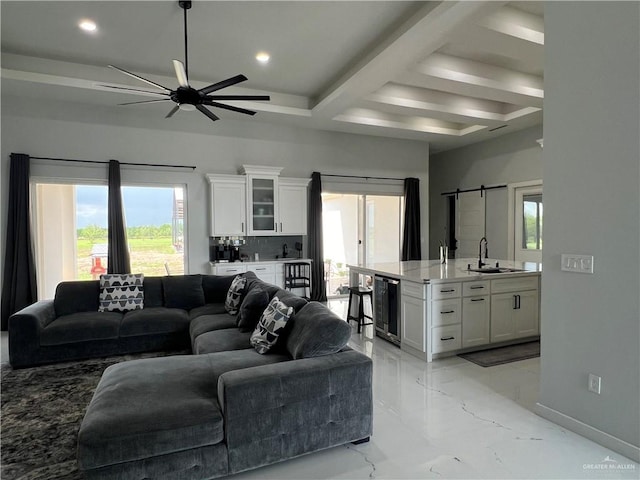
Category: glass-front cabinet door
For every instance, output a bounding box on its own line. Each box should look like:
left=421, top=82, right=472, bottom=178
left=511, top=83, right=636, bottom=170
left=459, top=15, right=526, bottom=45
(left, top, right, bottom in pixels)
left=248, top=176, right=278, bottom=235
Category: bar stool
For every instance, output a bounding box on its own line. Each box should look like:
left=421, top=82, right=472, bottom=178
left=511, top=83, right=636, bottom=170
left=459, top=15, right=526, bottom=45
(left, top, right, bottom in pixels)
left=346, top=286, right=373, bottom=333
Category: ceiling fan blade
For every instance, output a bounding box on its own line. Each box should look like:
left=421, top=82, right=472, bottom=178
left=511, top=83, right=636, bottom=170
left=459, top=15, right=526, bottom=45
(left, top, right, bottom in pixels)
left=108, top=65, right=172, bottom=92
left=204, top=100, right=256, bottom=116
left=205, top=95, right=270, bottom=101
left=196, top=104, right=220, bottom=122
left=165, top=105, right=180, bottom=118
left=98, top=84, right=171, bottom=97
left=118, top=98, right=172, bottom=106
left=172, top=59, right=189, bottom=87
left=198, top=74, right=248, bottom=95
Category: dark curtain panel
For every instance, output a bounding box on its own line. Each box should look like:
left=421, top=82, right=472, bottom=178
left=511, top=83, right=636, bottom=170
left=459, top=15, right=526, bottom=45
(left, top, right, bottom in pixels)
left=308, top=172, right=327, bottom=302
left=107, top=160, right=131, bottom=274
left=401, top=177, right=422, bottom=261
left=1, top=153, right=38, bottom=330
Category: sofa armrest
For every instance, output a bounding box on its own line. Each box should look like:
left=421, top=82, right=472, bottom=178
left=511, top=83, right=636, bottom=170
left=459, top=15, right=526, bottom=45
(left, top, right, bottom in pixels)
left=217, top=349, right=373, bottom=475
left=8, top=300, right=56, bottom=367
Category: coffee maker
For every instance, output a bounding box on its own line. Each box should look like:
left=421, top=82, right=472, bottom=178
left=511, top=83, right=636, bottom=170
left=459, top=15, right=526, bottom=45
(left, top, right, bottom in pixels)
left=210, top=237, right=244, bottom=262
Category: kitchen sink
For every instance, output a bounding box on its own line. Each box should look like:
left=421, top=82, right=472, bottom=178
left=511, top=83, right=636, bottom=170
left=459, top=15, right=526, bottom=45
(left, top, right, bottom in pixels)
left=468, top=267, right=525, bottom=274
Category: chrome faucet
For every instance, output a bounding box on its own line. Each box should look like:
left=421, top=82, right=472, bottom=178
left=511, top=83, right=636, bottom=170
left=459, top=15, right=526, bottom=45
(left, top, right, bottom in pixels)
left=478, top=237, right=488, bottom=268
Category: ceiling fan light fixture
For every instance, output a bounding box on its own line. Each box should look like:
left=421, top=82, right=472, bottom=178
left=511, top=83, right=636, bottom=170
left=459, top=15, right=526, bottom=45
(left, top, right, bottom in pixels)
left=104, top=0, right=270, bottom=124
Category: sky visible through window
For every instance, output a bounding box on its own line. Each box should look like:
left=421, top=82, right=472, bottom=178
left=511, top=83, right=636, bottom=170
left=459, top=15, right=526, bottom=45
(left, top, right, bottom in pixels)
left=76, top=185, right=175, bottom=227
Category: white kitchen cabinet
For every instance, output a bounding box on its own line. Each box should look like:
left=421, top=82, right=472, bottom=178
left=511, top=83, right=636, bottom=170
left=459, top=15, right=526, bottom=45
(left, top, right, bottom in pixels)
left=427, top=281, right=462, bottom=356
left=402, top=295, right=426, bottom=353
left=246, top=174, right=278, bottom=235
left=490, top=276, right=539, bottom=342
left=461, top=280, right=490, bottom=348
left=250, top=263, right=276, bottom=285
left=211, top=263, right=247, bottom=275
left=206, top=175, right=246, bottom=236
left=462, top=295, right=490, bottom=347
left=278, top=179, right=309, bottom=235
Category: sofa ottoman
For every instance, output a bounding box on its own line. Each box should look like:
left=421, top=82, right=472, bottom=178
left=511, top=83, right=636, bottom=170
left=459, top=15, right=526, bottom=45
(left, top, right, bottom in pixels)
left=77, top=350, right=290, bottom=480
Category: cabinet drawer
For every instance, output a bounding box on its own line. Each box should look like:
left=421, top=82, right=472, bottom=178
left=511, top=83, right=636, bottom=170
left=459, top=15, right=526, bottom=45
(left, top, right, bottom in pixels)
left=431, top=298, right=461, bottom=327
left=248, top=264, right=276, bottom=275
left=402, top=281, right=426, bottom=299
left=431, top=283, right=461, bottom=300
left=214, top=264, right=248, bottom=275
left=491, top=275, right=538, bottom=294
left=462, top=280, right=490, bottom=297
left=432, top=325, right=462, bottom=353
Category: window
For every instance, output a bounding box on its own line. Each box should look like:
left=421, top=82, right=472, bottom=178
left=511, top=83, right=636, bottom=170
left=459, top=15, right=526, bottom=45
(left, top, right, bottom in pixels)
left=33, top=182, right=185, bottom=299
left=511, top=183, right=543, bottom=263
left=522, top=193, right=543, bottom=250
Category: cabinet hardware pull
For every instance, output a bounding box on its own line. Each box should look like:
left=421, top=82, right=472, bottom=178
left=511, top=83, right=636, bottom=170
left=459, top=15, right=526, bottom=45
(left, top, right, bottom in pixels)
left=441, top=289, right=455, bottom=293
left=470, top=285, right=484, bottom=289
left=441, top=310, right=455, bottom=314
left=241, top=222, right=244, bottom=233
left=471, top=298, right=485, bottom=302
left=441, top=336, right=455, bottom=341
left=280, top=222, right=283, bottom=231
left=517, top=295, right=521, bottom=309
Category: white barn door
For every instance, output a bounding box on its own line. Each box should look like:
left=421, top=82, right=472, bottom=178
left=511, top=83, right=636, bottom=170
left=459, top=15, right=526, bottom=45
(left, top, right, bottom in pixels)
left=455, top=192, right=486, bottom=258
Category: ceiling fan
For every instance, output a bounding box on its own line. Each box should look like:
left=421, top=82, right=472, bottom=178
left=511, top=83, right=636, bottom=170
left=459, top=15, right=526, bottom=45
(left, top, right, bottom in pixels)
left=101, top=0, right=270, bottom=122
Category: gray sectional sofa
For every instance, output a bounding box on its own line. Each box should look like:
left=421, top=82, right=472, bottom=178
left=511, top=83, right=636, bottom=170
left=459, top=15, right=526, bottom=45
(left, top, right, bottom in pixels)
left=9, top=271, right=373, bottom=480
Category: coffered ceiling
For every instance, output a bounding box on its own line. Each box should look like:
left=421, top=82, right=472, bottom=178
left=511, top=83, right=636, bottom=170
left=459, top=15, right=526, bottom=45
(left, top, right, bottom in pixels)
left=1, top=1, right=543, bottom=153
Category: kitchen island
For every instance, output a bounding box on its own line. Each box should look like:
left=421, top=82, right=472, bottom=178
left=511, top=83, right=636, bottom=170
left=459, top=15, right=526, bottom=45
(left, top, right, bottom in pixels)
left=348, top=258, right=541, bottom=362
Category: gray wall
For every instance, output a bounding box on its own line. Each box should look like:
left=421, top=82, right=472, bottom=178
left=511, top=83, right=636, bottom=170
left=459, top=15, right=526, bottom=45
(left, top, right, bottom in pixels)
left=429, top=126, right=543, bottom=260
left=0, top=95, right=429, bottom=292
left=538, top=1, right=639, bottom=455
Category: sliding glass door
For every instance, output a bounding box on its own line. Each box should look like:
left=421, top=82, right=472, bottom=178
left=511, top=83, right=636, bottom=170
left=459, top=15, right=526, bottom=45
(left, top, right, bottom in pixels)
left=322, top=193, right=402, bottom=297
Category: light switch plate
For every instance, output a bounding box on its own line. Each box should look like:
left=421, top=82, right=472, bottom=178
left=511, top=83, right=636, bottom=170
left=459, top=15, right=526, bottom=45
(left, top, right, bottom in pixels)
left=561, top=254, right=594, bottom=274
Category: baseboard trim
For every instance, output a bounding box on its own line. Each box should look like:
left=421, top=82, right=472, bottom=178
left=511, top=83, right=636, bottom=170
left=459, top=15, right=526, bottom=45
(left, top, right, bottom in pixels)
left=535, top=402, right=640, bottom=463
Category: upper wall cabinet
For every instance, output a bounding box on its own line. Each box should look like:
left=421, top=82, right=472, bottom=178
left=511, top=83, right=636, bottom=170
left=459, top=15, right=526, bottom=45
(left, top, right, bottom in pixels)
left=208, top=166, right=310, bottom=237
left=242, top=165, right=281, bottom=235
left=206, top=174, right=247, bottom=236
left=278, top=178, right=310, bottom=235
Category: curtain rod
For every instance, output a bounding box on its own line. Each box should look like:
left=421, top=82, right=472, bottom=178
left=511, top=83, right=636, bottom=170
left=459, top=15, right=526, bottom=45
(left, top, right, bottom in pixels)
left=321, top=173, right=404, bottom=182
left=441, top=184, right=507, bottom=198
left=30, top=156, right=196, bottom=170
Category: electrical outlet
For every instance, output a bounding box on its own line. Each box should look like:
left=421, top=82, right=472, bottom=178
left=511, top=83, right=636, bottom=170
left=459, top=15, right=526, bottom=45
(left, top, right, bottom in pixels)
left=561, top=254, right=594, bottom=274
left=588, top=374, right=602, bottom=394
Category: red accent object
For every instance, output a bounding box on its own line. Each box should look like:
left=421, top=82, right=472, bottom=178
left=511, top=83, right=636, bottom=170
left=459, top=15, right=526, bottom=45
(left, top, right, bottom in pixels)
left=91, top=257, right=106, bottom=278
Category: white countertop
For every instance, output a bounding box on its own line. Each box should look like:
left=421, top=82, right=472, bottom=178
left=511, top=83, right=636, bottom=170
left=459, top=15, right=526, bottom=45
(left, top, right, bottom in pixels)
left=210, top=258, right=311, bottom=266
left=348, top=258, right=541, bottom=283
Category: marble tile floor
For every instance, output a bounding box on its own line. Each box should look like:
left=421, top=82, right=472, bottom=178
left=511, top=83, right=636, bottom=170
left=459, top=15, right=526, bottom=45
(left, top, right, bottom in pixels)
left=1, top=301, right=638, bottom=479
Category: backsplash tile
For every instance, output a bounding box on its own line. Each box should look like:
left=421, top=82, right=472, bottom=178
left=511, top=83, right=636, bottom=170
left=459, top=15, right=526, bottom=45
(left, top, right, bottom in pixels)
left=210, top=236, right=305, bottom=261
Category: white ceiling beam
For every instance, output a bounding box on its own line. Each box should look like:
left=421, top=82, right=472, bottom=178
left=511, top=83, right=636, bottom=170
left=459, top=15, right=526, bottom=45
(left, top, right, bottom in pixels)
left=1, top=62, right=311, bottom=118
left=445, top=24, right=544, bottom=74
left=476, top=5, right=544, bottom=45
left=334, top=108, right=486, bottom=137
left=312, top=1, right=507, bottom=120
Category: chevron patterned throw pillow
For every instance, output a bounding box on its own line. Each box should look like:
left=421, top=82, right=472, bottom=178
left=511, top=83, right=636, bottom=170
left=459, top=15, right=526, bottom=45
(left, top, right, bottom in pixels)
left=98, top=273, right=144, bottom=312
left=250, top=296, right=294, bottom=354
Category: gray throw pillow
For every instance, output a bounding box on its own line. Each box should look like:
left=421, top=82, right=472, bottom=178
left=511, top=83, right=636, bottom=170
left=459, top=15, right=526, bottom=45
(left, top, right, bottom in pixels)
left=225, top=275, right=247, bottom=315
left=285, top=301, right=351, bottom=359
left=237, top=286, right=270, bottom=332
left=250, top=296, right=293, bottom=354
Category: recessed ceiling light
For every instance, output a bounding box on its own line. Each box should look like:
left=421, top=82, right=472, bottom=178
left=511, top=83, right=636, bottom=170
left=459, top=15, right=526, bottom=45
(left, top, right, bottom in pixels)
left=79, top=19, right=97, bottom=32
left=255, top=52, right=270, bottom=64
